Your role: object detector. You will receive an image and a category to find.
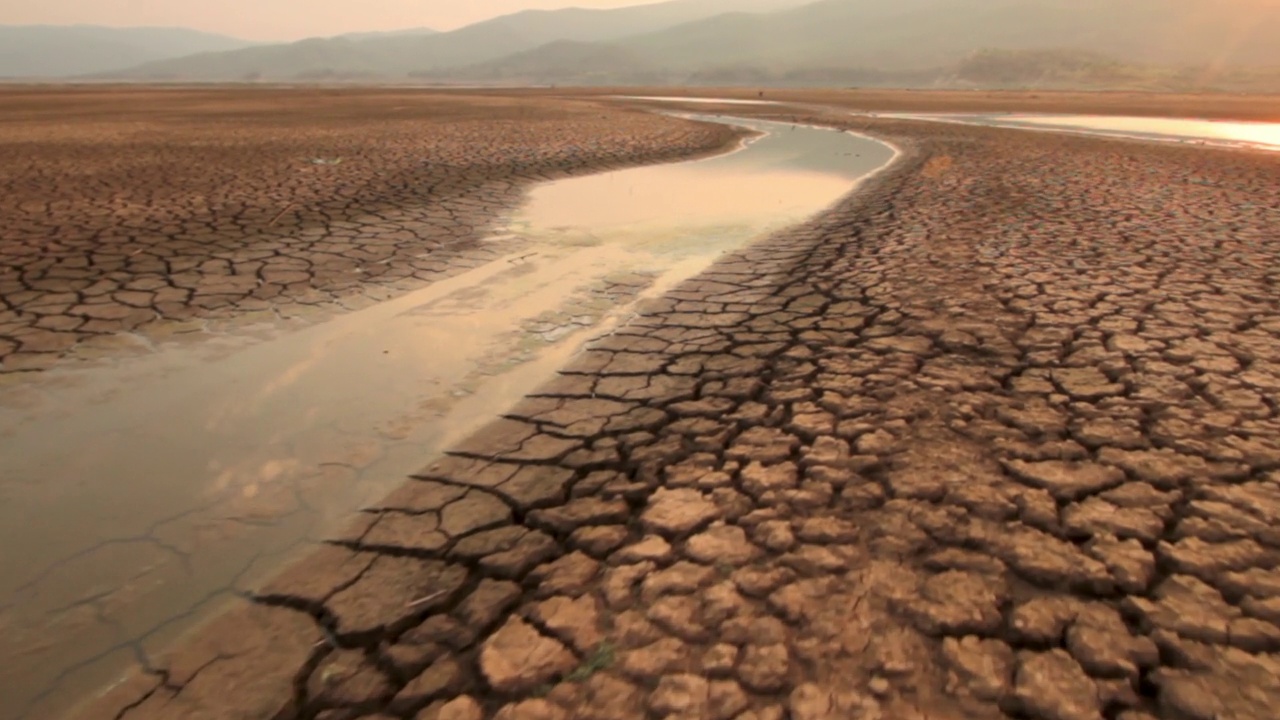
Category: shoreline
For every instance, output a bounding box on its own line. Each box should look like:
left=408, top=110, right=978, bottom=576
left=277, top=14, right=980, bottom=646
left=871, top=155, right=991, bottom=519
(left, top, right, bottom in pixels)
left=0, top=90, right=750, bottom=377
left=1, top=93, right=754, bottom=720
left=10, top=111, right=873, bottom=720
left=55, top=110, right=910, bottom=720
left=20, top=92, right=1280, bottom=720
left=556, top=86, right=1280, bottom=124
left=8, top=84, right=1280, bottom=122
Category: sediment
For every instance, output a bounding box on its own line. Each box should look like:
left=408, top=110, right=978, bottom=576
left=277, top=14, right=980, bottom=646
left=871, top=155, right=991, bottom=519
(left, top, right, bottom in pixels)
left=0, top=89, right=746, bottom=374
left=41, top=97, right=1280, bottom=720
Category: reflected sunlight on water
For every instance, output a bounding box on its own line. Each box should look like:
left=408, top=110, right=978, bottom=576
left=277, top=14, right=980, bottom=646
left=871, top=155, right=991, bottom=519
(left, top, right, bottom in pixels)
left=1002, top=114, right=1280, bottom=151
left=522, top=167, right=860, bottom=230
left=871, top=110, right=1280, bottom=152
left=0, top=114, right=897, bottom=720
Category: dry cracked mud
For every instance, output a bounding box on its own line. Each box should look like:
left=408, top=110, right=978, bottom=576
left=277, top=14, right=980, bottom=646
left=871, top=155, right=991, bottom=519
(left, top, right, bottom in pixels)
left=0, top=88, right=745, bottom=375
left=61, top=99, right=1280, bottom=720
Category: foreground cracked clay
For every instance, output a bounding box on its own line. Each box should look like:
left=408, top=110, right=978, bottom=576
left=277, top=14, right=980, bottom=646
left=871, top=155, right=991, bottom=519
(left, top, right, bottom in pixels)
left=0, top=91, right=750, bottom=720
left=0, top=115, right=892, bottom=720
left=19, top=95, right=1280, bottom=720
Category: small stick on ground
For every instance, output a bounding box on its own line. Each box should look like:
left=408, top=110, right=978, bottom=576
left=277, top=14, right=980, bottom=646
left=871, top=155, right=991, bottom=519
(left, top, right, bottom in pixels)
left=268, top=203, right=295, bottom=226
left=406, top=590, right=447, bottom=608
left=312, top=623, right=342, bottom=649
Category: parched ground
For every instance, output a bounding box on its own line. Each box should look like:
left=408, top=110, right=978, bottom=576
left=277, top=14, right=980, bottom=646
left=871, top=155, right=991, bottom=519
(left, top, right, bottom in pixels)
left=0, top=87, right=744, bottom=373
left=68, top=100, right=1280, bottom=720
left=519, top=86, right=1280, bottom=123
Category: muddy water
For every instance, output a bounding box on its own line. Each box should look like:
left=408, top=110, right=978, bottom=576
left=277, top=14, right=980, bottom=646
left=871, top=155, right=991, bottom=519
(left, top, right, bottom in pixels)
left=0, top=116, right=894, bottom=720
left=866, top=111, right=1280, bottom=152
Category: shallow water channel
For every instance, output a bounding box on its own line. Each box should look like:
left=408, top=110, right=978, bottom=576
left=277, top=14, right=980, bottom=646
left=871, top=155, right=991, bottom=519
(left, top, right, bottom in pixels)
left=0, top=116, right=895, bottom=720
left=615, top=96, right=1280, bottom=152
left=865, top=111, right=1280, bottom=152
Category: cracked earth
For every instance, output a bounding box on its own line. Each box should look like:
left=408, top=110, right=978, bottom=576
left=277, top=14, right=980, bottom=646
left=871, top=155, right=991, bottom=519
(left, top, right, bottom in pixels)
left=11, top=92, right=1280, bottom=720
left=0, top=88, right=743, bottom=375
left=1, top=88, right=752, bottom=720
left=60, top=104, right=1280, bottom=720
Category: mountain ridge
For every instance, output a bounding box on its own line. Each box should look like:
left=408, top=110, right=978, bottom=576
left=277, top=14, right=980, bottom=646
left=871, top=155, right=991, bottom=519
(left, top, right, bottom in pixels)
left=77, top=0, right=812, bottom=81
left=0, top=24, right=260, bottom=77
left=11, top=0, right=1280, bottom=91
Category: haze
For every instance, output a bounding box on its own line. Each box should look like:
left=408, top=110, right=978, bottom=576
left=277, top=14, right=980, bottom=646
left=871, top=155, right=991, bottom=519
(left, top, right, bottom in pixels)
left=1, top=0, right=662, bottom=41
left=5, top=0, right=1280, bottom=90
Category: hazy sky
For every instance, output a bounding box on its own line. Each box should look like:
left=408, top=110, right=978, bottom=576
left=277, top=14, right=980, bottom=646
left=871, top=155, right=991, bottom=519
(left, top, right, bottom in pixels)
left=2, top=0, right=665, bottom=41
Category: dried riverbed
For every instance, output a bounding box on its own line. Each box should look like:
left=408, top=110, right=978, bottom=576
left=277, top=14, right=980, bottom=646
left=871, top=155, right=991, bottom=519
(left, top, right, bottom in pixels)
left=71, top=100, right=1280, bottom=720
left=1, top=115, right=893, bottom=720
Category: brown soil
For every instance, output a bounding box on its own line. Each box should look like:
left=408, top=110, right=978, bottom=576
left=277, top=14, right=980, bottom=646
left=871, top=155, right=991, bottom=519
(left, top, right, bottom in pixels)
left=53, top=91, right=1280, bottom=720
left=0, top=87, right=745, bottom=373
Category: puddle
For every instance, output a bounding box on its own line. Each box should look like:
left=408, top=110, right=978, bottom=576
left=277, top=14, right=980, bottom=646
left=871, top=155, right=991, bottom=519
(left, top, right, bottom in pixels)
left=0, top=115, right=895, bottom=720
left=612, top=95, right=781, bottom=105
left=866, top=111, right=1280, bottom=152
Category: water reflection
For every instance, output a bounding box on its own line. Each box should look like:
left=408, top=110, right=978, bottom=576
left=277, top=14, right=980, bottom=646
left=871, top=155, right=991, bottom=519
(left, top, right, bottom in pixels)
left=872, top=111, right=1280, bottom=152
left=989, top=114, right=1280, bottom=151
left=0, top=116, right=894, bottom=720
left=522, top=115, right=888, bottom=232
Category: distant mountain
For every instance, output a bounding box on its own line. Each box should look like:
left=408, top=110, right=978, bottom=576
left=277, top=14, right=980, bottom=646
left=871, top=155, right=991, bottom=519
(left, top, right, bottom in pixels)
left=85, top=0, right=1280, bottom=90
left=94, top=0, right=813, bottom=80
left=0, top=25, right=259, bottom=78
left=606, top=0, right=1280, bottom=74
left=333, top=27, right=438, bottom=42
left=427, top=0, right=1280, bottom=89
left=421, top=40, right=666, bottom=85
left=951, top=48, right=1129, bottom=86
left=115, top=37, right=389, bottom=81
